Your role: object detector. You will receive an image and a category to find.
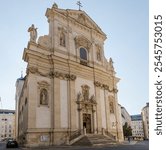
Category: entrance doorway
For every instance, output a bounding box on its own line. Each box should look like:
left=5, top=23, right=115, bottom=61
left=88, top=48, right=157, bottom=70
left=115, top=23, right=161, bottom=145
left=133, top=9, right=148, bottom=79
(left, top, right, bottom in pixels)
left=83, top=114, right=91, bottom=133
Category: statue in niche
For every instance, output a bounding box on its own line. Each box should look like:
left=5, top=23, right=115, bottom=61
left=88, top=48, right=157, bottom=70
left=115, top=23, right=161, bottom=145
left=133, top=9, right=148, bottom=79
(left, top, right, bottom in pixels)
left=40, top=89, right=48, bottom=105
left=60, top=31, right=66, bottom=47
left=96, top=49, right=101, bottom=61
left=81, top=85, right=90, bottom=101
left=28, top=24, right=38, bottom=42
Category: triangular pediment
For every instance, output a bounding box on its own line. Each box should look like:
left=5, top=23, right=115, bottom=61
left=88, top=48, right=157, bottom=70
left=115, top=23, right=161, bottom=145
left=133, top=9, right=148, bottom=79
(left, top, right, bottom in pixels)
left=53, top=8, right=106, bottom=36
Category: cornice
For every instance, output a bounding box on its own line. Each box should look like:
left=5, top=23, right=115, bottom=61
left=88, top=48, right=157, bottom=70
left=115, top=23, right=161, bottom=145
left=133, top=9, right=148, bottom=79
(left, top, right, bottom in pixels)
left=26, top=66, right=76, bottom=81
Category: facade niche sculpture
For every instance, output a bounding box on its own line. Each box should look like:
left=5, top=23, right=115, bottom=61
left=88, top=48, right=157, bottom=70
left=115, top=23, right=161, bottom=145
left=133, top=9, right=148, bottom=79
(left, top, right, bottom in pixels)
left=40, top=89, right=48, bottom=105
left=60, top=31, right=66, bottom=47
left=81, top=85, right=90, bottom=101
left=96, top=45, right=102, bottom=61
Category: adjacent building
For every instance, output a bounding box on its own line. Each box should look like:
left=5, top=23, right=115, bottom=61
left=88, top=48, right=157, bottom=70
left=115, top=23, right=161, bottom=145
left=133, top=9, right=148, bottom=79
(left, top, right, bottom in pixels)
left=120, top=105, right=131, bottom=126
left=142, top=102, right=149, bottom=139
left=131, top=114, right=144, bottom=139
left=15, top=3, right=123, bottom=147
left=15, top=75, right=25, bottom=141
left=0, top=109, right=15, bottom=141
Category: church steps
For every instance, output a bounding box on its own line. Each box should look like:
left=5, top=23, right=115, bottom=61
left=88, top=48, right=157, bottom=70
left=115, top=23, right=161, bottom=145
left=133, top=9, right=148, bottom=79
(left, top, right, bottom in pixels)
left=71, top=134, right=117, bottom=146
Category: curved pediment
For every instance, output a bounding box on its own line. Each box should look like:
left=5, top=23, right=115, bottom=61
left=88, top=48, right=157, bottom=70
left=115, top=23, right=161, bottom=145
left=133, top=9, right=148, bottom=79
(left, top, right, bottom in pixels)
left=75, top=35, right=92, bottom=50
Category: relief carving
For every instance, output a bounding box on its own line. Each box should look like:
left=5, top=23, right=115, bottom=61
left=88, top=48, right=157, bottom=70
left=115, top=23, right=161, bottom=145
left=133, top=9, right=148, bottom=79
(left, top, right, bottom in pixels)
left=50, top=71, right=77, bottom=81
left=27, top=66, right=38, bottom=74
left=96, top=44, right=102, bottom=61
left=108, top=96, right=114, bottom=113
left=77, top=14, right=86, bottom=25
left=38, top=35, right=51, bottom=49
left=75, top=36, right=92, bottom=50
left=81, top=85, right=90, bottom=101
left=94, top=81, right=110, bottom=91
left=76, top=85, right=97, bottom=113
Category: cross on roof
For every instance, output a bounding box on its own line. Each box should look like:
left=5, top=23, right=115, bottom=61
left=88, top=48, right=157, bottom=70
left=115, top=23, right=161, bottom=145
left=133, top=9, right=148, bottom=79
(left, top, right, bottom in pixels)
left=77, top=1, right=82, bottom=11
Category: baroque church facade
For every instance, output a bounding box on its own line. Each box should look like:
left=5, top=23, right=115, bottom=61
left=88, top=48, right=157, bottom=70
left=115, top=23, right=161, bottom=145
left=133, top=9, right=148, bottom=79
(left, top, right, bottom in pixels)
left=16, top=3, right=123, bottom=147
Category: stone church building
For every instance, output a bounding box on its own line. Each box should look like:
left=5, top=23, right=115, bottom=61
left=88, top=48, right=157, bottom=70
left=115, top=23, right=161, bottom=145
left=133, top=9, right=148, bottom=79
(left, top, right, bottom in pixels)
left=16, top=3, right=123, bottom=147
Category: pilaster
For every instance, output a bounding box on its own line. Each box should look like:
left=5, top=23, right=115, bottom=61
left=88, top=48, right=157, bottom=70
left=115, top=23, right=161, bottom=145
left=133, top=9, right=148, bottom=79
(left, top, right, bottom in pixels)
left=54, top=78, right=61, bottom=129
left=68, top=79, right=77, bottom=130
left=95, top=87, right=102, bottom=133
left=27, top=74, right=37, bottom=129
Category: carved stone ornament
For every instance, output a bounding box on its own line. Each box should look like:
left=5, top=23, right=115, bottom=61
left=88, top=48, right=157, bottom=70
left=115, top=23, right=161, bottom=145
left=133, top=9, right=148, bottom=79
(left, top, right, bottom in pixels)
left=37, top=81, right=50, bottom=87
left=70, top=75, right=77, bottom=81
left=38, top=35, right=51, bottom=49
left=110, top=102, right=114, bottom=113
left=77, top=14, right=86, bottom=25
left=76, top=92, right=96, bottom=113
left=113, top=88, right=118, bottom=93
left=94, top=81, right=110, bottom=91
left=27, top=66, right=38, bottom=74
left=108, top=96, right=114, bottom=113
left=49, top=71, right=77, bottom=81
left=75, top=36, right=92, bottom=50
left=81, top=85, right=90, bottom=101
left=95, top=44, right=102, bottom=61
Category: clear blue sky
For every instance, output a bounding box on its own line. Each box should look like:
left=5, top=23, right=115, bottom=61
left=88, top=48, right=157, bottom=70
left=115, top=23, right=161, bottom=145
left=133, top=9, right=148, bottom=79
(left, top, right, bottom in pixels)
left=0, top=0, right=148, bottom=115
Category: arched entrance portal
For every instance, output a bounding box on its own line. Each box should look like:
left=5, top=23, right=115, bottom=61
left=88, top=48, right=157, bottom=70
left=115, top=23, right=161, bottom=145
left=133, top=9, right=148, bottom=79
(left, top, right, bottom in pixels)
left=83, top=114, right=91, bottom=133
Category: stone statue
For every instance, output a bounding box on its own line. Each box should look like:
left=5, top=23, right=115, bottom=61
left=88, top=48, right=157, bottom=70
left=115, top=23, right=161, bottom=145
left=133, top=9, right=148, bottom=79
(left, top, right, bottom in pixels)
left=28, top=24, right=38, bottom=42
left=40, top=89, right=48, bottom=105
left=60, top=32, right=65, bottom=47
left=90, top=95, right=95, bottom=103
left=82, top=85, right=89, bottom=101
left=77, top=92, right=83, bottom=101
left=97, top=49, right=101, bottom=61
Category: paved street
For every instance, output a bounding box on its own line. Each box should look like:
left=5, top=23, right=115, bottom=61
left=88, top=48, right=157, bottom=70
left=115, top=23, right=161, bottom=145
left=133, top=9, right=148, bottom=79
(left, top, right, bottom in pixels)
left=0, top=140, right=148, bottom=150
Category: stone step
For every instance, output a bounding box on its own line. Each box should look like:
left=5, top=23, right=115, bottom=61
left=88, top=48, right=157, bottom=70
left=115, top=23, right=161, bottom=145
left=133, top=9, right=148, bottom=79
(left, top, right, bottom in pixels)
left=72, top=134, right=116, bottom=146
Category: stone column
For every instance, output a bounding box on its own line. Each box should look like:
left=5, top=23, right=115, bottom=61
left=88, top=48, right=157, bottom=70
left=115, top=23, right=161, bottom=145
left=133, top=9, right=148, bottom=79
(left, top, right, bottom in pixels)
left=92, top=108, right=97, bottom=134
left=78, top=106, right=83, bottom=133
left=27, top=74, right=37, bottom=129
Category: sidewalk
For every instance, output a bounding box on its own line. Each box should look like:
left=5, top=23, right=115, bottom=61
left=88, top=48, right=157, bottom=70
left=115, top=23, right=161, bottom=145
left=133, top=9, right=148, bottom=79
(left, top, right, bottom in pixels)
left=121, top=140, right=138, bottom=145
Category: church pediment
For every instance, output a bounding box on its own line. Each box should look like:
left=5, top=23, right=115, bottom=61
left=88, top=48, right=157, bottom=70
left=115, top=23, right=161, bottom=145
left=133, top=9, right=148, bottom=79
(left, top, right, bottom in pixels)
left=46, top=7, right=106, bottom=36
left=67, top=10, right=106, bottom=35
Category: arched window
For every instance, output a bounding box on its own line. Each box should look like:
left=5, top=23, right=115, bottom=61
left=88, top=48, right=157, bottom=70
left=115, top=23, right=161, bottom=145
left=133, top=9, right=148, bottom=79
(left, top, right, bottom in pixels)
left=80, top=48, right=87, bottom=60
left=80, top=47, right=88, bottom=65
